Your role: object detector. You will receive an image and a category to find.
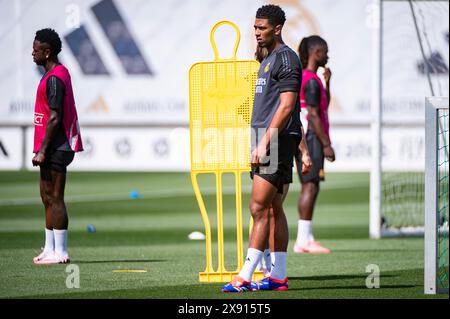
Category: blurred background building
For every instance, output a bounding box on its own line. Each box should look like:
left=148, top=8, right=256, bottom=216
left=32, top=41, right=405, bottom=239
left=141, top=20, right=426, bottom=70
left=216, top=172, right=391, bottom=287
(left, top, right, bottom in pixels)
left=0, top=0, right=448, bottom=172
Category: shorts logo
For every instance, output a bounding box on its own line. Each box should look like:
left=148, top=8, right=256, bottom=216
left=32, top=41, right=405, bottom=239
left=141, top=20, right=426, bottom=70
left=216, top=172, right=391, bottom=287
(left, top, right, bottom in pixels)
left=319, top=168, right=325, bottom=180
left=34, top=113, right=44, bottom=126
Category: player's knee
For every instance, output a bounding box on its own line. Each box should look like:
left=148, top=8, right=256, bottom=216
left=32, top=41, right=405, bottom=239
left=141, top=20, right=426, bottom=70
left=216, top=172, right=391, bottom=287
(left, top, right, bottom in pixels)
left=249, top=201, right=268, bottom=221
left=269, top=207, right=275, bottom=219
left=50, top=195, right=64, bottom=208
left=40, top=192, right=51, bottom=207
left=40, top=196, right=50, bottom=208
left=271, top=204, right=284, bottom=217
left=304, top=182, right=319, bottom=195
left=51, top=190, right=64, bottom=202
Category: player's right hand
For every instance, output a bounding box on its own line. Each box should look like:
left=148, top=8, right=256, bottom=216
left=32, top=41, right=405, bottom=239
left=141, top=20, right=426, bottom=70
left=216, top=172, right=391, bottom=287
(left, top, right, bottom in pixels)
left=323, top=145, right=335, bottom=162
left=251, top=143, right=267, bottom=167
left=323, top=67, right=332, bottom=83
left=32, top=152, right=45, bottom=166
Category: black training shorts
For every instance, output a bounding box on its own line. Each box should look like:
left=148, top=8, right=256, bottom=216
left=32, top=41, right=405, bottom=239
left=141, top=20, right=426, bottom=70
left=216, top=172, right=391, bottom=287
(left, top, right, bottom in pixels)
left=295, top=127, right=324, bottom=184
left=41, top=150, right=75, bottom=174
left=250, top=134, right=300, bottom=194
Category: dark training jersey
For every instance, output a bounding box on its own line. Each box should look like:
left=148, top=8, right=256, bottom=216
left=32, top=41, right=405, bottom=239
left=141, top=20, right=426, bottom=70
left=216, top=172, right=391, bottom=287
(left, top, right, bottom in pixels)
left=251, top=44, right=302, bottom=144
left=303, top=79, right=321, bottom=108
left=46, top=75, right=71, bottom=152
left=303, top=78, right=321, bottom=134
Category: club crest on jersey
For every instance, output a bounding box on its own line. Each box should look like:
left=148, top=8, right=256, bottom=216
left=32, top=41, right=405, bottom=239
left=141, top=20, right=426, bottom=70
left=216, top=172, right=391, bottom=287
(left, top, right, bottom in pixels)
left=34, top=113, right=44, bottom=126
left=264, top=62, right=271, bottom=73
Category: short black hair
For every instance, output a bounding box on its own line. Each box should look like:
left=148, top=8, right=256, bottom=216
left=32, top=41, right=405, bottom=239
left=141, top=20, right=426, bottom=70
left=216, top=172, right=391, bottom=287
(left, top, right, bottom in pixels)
left=35, top=28, right=62, bottom=56
left=256, top=5, right=286, bottom=27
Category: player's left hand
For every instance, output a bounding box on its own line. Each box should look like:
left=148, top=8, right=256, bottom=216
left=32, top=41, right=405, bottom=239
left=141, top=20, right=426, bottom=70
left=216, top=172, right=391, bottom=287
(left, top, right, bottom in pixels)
left=301, top=151, right=312, bottom=175
left=323, top=145, right=336, bottom=162
left=32, top=152, right=45, bottom=166
left=323, top=67, right=332, bottom=83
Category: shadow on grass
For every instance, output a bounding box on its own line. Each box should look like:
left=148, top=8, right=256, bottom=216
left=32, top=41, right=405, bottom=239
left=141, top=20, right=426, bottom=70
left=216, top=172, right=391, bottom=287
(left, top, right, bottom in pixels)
left=287, top=284, right=418, bottom=291
left=287, top=270, right=419, bottom=292
left=3, top=226, right=371, bottom=250
left=289, top=274, right=398, bottom=281
left=18, top=269, right=428, bottom=299
left=75, top=259, right=166, bottom=264
left=332, top=249, right=421, bottom=253
left=18, top=282, right=421, bottom=299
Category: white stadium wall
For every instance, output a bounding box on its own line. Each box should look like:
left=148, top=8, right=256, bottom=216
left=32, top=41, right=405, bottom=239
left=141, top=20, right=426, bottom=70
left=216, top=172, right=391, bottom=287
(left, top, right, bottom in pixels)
left=23, top=127, right=190, bottom=171
left=0, top=0, right=447, bottom=171
left=0, top=128, right=23, bottom=170
left=2, top=125, right=425, bottom=172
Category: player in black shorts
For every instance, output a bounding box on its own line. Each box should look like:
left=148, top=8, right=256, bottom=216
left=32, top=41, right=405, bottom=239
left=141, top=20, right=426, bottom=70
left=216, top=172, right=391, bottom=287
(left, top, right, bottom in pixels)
left=223, top=5, right=308, bottom=292
left=31, top=29, right=83, bottom=264
left=293, top=35, right=336, bottom=254
left=252, top=46, right=312, bottom=276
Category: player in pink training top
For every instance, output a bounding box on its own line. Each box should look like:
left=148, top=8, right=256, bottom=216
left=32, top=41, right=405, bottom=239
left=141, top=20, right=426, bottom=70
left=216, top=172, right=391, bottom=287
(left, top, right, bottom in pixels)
left=293, top=35, right=335, bottom=254
left=31, top=28, right=83, bottom=265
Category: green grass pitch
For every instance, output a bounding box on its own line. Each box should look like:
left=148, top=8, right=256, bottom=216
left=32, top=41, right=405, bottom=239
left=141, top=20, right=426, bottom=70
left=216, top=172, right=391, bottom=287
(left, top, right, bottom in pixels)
left=0, top=171, right=446, bottom=299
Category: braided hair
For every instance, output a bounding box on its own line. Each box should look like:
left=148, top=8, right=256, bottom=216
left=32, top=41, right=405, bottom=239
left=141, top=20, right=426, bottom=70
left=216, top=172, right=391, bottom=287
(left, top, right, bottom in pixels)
left=255, top=46, right=268, bottom=62
left=298, top=35, right=327, bottom=68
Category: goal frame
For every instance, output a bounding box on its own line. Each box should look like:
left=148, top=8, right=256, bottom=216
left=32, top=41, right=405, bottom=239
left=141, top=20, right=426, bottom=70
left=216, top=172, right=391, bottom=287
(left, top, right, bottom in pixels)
left=424, top=97, right=449, bottom=294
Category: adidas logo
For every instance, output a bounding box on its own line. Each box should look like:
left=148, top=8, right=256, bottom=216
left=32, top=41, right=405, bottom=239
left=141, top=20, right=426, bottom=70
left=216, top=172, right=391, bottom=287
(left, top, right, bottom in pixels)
left=64, top=0, right=153, bottom=76
left=0, top=140, right=8, bottom=158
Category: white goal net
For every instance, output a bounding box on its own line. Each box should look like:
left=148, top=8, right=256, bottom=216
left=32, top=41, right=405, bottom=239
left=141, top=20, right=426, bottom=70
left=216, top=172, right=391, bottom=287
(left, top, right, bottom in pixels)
left=373, top=0, right=449, bottom=237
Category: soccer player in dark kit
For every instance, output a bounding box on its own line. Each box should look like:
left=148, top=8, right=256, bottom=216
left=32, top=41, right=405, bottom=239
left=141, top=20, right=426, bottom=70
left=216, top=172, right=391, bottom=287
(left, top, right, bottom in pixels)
left=222, top=5, right=304, bottom=292
left=31, top=28, right=83, bottom=264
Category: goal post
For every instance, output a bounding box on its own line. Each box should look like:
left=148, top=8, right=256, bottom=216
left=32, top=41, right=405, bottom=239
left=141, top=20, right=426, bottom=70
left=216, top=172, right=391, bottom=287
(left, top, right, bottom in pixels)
left=424, top=97, right=449, bottom=294
left=370, top=0, right=382, bottom=239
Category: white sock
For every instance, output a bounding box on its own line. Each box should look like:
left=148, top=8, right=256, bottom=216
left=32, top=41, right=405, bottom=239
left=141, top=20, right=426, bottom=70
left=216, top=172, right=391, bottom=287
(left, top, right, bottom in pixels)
left=255, top=249, right=269, bottom=271
left=269, top=252, right=287, bottom=280
left=297, top=219, right=313, bottom=246
left=54, top=229, right=68, bottom=256
left=263, top=249, right=272, bottom=271
left=43, top=228, right=54, bottom=253
left=238, top=248, right=263, bottom=282
left=256, top=248, right=272, bottom=272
